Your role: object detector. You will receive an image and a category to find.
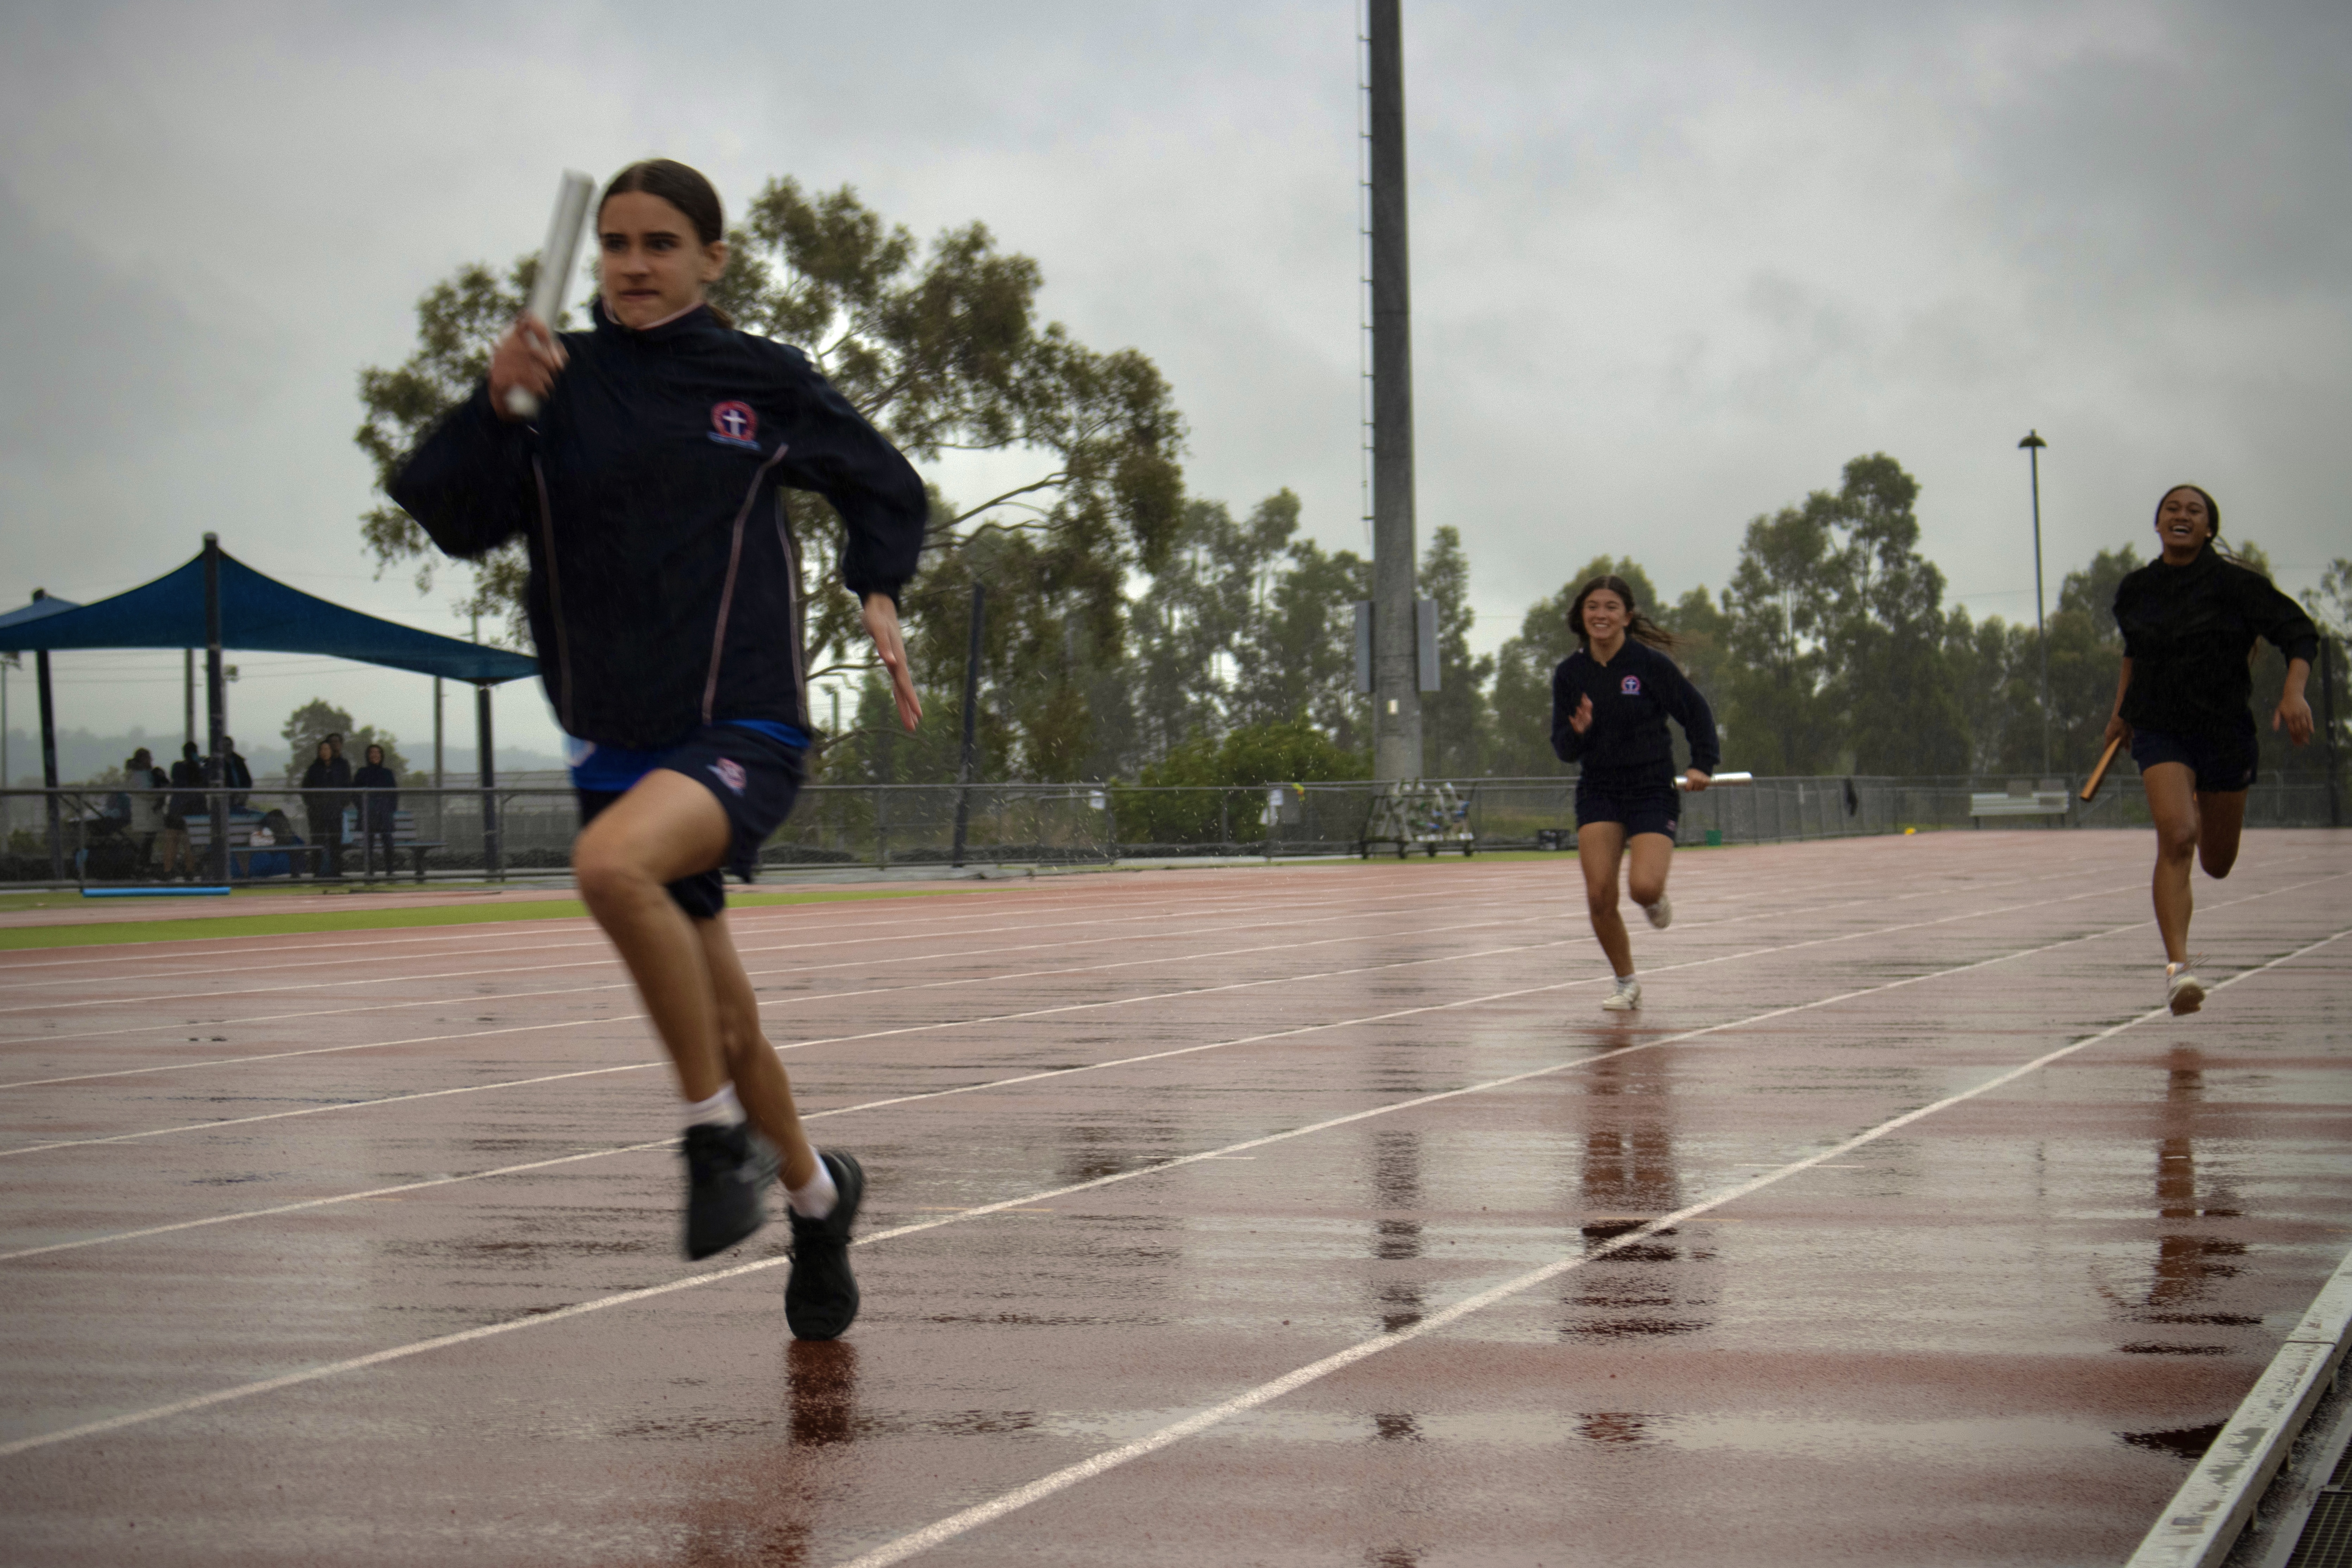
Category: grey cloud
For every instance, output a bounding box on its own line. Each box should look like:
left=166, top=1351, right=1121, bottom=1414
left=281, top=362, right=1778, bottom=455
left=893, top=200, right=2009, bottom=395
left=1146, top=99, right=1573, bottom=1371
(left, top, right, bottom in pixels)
left=0, top=0, right=2345, bottom=752
left=0, top=183, right=230, bottom=457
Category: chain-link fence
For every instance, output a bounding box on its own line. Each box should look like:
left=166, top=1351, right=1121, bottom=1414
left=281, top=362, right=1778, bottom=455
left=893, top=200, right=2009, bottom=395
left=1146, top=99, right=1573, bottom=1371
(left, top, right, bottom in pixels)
left=2, top=766, right=2341, bottom=887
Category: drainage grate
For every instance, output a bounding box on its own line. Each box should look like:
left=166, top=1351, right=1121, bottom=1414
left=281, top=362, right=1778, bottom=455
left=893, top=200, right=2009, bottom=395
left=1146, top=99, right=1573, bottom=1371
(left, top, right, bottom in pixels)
left=2285, top=1491, right=2352, bottom=1568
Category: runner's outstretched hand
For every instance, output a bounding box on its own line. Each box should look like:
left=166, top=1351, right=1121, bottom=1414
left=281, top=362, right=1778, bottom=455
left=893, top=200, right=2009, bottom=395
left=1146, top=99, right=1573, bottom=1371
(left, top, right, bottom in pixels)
left=2274, top=690, right=2313, bottom=745
left=864, top=594, right=922, bottom=731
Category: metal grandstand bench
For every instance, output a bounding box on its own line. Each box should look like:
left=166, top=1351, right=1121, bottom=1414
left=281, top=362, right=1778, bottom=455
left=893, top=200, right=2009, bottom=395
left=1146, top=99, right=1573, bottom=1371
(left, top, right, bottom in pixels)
left=357, top=810, right=445, bottom=882
left=1968, top=779, right=2072, bottom=826
left=184, top=814, right=328, bottom=878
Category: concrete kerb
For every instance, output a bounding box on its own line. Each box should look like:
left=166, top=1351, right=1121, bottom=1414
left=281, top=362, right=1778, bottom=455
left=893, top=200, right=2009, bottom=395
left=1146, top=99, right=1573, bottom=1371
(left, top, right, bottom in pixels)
left=2129, top=1243, right=2352, bottom=1568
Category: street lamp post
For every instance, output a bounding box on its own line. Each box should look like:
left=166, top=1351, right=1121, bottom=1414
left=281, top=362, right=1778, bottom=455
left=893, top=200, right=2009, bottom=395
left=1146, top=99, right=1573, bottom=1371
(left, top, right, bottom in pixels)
left=2019, top=430, right=2051, bottom=776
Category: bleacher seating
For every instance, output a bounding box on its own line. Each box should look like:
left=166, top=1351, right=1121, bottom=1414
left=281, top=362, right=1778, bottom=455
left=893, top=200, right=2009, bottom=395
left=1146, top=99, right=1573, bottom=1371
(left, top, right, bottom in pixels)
left=184, top=814, right=327, bottom=878
left=1968, top=779, right=2071, bottom=824
left=355, top=810, right=445, bottom=881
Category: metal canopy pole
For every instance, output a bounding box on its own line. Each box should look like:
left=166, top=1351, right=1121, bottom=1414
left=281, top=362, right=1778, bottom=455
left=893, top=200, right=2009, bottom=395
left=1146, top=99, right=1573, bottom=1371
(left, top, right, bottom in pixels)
left=32, top=591, right=61, bottom=883
left=2324, top=637, right=2342, bottom=829
left=203, top=535, right=229, bottom=883
left=951, top=581, right=985, bottom=868
left=476, top=682, right=500, bottom=880
left=1368, top=0, right=1422, bottom=782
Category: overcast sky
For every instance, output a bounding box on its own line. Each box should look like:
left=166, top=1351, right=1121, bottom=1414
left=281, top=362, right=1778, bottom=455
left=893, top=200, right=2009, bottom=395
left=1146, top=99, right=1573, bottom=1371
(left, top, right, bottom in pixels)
left=3, top=0, right=2346, bottom=765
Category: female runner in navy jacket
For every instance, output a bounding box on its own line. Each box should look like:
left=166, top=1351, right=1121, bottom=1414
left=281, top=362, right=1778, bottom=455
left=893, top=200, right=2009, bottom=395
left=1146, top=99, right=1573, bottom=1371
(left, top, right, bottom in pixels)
left=2099, top=484, right=2317, bottom=1016
left=1550, top=575, right=1719, bottom=1013
left=392, top=160, right=923, bottom=1339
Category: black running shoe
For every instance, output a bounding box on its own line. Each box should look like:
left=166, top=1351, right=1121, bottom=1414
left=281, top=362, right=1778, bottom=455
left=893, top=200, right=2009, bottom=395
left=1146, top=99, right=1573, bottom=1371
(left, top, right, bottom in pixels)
left=785, top=1152, right=865, bottom=1341
left=682, top=1123, right=777, bottom=1261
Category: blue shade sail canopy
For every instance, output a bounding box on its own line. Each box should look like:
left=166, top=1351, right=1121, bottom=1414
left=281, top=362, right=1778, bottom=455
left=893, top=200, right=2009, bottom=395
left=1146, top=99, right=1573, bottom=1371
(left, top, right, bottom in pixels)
left=0, top=550, right=535, bottom=685
left=0, top=594, right=83, bottom=631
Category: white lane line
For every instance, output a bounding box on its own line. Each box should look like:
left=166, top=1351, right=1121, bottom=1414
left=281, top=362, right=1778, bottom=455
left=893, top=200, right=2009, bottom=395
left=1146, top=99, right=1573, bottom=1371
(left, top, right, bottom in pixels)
left=0, top=886, right=1410, bottom=1016
left=4, top=916, right=2332, bottom=1465
left=0, top=860, right=2295, bottom=1259
left=0, top=876, right=1287, bottom=978
left=0, top=888, right=1528, bottom=1065
left=0, top=925, right=1613, bottom=1159
left=0, top=878, right=1426, bottom=1003
left=0, top=899, right=2064, bottom=1260
left=0, top=870, right=2157, bottom=1158
left=833, top=925, right=2352, bottom=1568
left=0, top=869, right=2236, bottom=1266
left=0, top=853, right=2058, bottom=994
left=0, top=852, right=2078, bottom=1010
left=0, top=860, right=2093, bottom=1084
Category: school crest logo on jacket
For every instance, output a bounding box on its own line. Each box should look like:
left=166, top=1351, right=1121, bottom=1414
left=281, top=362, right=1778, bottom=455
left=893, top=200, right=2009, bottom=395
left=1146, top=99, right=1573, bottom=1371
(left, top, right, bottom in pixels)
left=709, top=401, right=759, bottom=450
left=1621, top=675, right=1643, bottom=695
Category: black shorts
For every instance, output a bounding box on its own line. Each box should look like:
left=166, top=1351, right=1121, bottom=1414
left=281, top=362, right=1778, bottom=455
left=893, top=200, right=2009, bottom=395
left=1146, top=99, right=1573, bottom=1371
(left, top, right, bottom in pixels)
left=576, top=724, right=804, bottom=920
left=2130, top=720, right=2257, bottom=794
left=1574, top=777, right=1680, bottom=840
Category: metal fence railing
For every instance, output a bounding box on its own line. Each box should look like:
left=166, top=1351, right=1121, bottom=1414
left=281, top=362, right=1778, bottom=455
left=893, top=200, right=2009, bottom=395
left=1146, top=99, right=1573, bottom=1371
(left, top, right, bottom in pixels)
left=1, top=769, right=2340, bottom=888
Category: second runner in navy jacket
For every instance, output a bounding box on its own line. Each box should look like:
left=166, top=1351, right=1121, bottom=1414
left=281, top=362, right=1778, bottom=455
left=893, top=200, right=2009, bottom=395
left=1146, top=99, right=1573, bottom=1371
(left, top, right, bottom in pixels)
left=1550, top=640, right=1721, bottom=785
left=390, top=298, right=927, bottom=750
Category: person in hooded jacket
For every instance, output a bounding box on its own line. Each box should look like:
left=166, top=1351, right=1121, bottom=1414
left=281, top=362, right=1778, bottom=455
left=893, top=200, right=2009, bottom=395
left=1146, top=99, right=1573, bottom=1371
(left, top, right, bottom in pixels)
left=1550, top=574, right=1719, bottom=1013
left=391, top=159, right=925, bottom=1340
left=2101, top=483, right=2317, bottom=1015
left=301, top=739, right=352, bottom=879
left=354, top=743, right=398, bottom=878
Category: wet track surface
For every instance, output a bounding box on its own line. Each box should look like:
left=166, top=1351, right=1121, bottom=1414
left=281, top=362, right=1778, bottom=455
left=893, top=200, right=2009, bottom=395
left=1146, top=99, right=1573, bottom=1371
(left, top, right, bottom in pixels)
left=0, top=832, right=2347, bottom=1565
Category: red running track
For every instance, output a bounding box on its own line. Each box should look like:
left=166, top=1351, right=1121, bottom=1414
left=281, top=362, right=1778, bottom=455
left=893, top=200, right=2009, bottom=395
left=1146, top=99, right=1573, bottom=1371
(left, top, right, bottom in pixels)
left=1, top=832, right=2347, bottom=1566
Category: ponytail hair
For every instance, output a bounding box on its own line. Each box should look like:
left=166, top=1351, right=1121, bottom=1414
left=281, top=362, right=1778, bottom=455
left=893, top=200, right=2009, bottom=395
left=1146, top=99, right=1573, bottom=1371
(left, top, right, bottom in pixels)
left=1568, top=574, right=1678, bottom=653
left=599, top=158, right=734, bottom=327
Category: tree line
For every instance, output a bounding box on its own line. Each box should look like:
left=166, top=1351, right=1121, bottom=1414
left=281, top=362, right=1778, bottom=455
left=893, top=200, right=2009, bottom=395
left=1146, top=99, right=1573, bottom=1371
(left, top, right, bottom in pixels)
left=358, top=178, right=2351, bottom=791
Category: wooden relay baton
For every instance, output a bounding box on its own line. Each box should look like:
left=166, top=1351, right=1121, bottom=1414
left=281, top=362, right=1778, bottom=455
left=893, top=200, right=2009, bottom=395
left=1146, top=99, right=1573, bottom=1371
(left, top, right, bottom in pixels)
left=2080, top=735, right=2124, bottom=802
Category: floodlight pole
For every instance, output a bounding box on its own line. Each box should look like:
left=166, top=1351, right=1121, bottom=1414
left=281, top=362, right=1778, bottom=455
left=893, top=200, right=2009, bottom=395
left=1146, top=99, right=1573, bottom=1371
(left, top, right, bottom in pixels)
left=1368, top=0, right=1422, bottom=782
left=203, top=534, right=229, bottom=883
left=2019, top=431, right=2052, bottom=776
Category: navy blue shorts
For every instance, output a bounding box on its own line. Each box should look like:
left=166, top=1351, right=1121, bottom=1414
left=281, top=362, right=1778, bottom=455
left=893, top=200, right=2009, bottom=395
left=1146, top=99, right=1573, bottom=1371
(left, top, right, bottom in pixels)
left=2130, top=722, right=2257, bottom=794
left=1574, top=777, right=1680, bottom=840
left=575, top=724, right=804, bottom=920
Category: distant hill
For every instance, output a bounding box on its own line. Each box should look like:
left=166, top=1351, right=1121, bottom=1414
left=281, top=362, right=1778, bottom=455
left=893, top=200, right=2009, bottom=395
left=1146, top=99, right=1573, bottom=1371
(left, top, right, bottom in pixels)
left=2, top=728, right=564, bottom=786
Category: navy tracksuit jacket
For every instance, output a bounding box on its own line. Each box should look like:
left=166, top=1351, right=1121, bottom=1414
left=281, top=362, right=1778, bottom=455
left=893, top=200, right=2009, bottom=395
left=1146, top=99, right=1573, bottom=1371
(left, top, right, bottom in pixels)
left=390, top=300, right=926, bottom=750
left=1550, top=640, right=1721, bottom=787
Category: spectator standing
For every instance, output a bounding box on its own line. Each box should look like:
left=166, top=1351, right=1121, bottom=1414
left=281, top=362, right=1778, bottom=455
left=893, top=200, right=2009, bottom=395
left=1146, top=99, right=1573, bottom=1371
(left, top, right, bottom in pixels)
left=217, top=736, right=253, bottom=810
left=160, top=742, right=206, bottom=879
left=125, top=748, right=168, bottom=874
left=354, top=743, right=398, bottom=878
left=301, top=738, right=352, bottom=878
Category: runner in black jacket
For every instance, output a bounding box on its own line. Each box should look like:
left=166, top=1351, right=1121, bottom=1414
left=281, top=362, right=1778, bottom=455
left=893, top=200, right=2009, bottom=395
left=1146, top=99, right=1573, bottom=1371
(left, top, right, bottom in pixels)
left=391, top=160, right=923, bottom=1339
left=2099, top=484, right=2317, bottom=1016
left=1550, top=575, right=1720, bottom=1012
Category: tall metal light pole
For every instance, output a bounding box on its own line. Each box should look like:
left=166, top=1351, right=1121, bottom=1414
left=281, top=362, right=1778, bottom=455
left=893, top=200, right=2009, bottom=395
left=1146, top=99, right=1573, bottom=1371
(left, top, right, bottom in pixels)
left=1367, top=0, right=1422, bottom=782
left=2019, top=430, right=2051, bottom=776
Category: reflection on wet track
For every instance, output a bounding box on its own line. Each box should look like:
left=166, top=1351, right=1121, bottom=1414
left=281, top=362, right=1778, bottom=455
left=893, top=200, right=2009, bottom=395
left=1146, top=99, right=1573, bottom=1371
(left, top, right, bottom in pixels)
left=0, top=835, right=2346, bottom=1566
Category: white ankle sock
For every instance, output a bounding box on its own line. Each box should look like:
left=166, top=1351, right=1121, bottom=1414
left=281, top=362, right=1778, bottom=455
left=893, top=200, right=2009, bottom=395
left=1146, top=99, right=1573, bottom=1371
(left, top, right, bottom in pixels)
left=682, top=1085, right=743, bottom=1130
left=787, top=1152, right=839, bottom=1221
left=1614, top=972, right=1639, bottom=991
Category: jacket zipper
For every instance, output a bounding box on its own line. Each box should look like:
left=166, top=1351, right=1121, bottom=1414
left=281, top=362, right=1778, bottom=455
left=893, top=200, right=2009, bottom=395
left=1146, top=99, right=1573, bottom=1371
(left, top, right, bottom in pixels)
left=531, top=456, right=576, bottom=734
left=776, top=498, right=808, bottom=721
left=701, top=443, right=795, bottom=723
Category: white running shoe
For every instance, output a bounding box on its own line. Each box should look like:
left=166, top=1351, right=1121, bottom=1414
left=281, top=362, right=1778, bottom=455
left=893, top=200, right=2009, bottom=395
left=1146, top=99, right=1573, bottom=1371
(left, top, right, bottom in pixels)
left=1642, top=894, right=1673, bottom=930
left=2166, top=965, right=2205, bottom=1017
left=1601, top=979, right=1642, bottom=1012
